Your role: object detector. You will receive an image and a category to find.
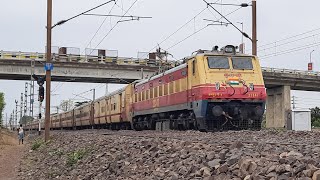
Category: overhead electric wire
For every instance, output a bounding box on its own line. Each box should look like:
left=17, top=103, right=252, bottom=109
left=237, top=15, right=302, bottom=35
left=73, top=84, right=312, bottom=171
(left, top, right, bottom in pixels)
left=51, top=82, right=65, bottom=94
left=209, top=2, right=250, bottom=7
left=202, top=0, right=252, bottom=41
left=164, top=3, right=246, bottom=51
left=247, top=27, right=320, bottom=52
left=89, top=0, right=140, bottom=54
left=114, top=1, right=133, bottom=16
left=258, top=32, right=320, bottom=52
left=52, top=0, right=116, bottom=29
left=69, top=84, right=105, bottom=102
left=144, top=0, right=225, bottom=57
left=260, top=41, right=320, bottom=59
left=145, top=7, right=208, bottom=54
left=166, top=25, right=209, bottom=50
left=83, top=1, right=118, bottom=53
left=83, top=14, right=151, bottom=19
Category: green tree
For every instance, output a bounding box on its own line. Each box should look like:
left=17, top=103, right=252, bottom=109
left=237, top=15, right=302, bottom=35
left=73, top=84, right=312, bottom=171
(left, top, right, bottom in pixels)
left=311, top=107, right=320, bottom=127
left=20, top=116, right=34, bottom=125
left=0, top=93, right=5, bottom=127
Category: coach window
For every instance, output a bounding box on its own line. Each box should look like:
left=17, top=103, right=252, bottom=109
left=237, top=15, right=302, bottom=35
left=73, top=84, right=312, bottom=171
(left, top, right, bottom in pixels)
left=146, top=90, right=150, bottom=100
left=159, top=85, right=163, bottom=96
left=138, top=92, right=141, bottom=102
left=150, top=88, right=154, bottom=99
left=192, top=60, right=196, bottom=75
left=154, top=86, right=158, bottom=98
left=175, top=80, right=180, bottom=92
left=181, top=79, right=187, bottom=91
left=169, top=82, right=174, bottom=94
left=142, top=91, right=146, bottom=101
left=164, top=84, right=168, bottom=96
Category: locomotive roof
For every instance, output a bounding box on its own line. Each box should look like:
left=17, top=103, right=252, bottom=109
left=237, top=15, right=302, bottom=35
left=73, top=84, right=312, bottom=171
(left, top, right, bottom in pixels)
left=135, top=63, right=187, bottom=86
left=96, top=86, right=127, bottom=101
left=184, top=50, right=253, bottom=60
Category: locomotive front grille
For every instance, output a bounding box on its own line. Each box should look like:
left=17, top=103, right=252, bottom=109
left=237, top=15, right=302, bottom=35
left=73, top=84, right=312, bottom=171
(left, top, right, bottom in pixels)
left=206, top=101, right=264, bottom=131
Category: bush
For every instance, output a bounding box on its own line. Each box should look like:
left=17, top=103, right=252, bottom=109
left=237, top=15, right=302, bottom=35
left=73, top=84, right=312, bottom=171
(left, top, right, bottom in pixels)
left=31, top=139, right=45, bottom=150
left=311, top=107, right=320, bottom=128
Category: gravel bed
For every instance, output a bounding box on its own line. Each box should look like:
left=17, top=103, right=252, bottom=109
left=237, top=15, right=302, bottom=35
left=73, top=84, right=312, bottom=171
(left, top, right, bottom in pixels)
left=17, top=129, right=320, bottom=180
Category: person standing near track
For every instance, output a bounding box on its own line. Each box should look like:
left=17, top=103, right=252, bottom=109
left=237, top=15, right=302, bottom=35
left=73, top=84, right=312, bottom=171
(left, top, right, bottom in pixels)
left=17, top=124, right=24, bottom=145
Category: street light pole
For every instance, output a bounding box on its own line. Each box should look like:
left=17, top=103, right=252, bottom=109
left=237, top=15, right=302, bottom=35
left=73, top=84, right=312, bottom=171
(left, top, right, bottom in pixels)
left=310, top=50, right=315, bottom=63
left=45, top=0, right=52, bottom=142
left=252, top=0, right=257, bottom=56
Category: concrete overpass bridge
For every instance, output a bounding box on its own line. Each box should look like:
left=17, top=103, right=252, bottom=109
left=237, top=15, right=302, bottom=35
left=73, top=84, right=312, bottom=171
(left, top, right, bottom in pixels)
left=1, top=50, right=318, bottom=129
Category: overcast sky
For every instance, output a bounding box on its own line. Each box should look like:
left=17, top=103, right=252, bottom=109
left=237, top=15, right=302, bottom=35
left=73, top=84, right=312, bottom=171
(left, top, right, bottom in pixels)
left=1, top=0, right=320, bottom=122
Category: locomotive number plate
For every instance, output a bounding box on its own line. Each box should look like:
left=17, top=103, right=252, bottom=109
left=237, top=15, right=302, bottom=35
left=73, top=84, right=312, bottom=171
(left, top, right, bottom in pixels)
left=209, top=93, right=223, bottom=97
left=248, top=93, right=259, bottom=98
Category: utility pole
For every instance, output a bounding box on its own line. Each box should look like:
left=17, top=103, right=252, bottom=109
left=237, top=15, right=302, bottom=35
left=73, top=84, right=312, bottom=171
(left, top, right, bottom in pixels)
left=45, top=0, right=53, bottom=142
left=12, top=110, right=14, bottom=129
left=252, top=0, right=257, bottom=56
left=93, top=88, right=95, bottom=102
left=30, top=60, right=35, bottom=118
left=20, top=93, right=23, bottom=123
left=24, top=82, right=28, bottom=116
left=292, top=96, right=296, bottom=109
left=9, top=113, right=12, bottom=130
left=15, top=100, right=18, bottom=127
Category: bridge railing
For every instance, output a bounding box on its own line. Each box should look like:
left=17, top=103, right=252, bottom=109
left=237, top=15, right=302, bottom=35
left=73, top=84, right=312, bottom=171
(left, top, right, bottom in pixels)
left=262, top=67, right=320, bottom=76
left=0, top=50, right=175, bottom=67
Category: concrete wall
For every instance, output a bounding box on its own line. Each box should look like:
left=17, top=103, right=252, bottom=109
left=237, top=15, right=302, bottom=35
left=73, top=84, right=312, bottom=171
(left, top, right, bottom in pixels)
left=266, top=86, right=291, bottom=128
left=0, top=60, right=156, bottom=83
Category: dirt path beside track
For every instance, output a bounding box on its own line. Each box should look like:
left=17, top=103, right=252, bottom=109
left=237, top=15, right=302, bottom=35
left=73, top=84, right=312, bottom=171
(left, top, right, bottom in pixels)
left=0, top=130, right=26, bottom=180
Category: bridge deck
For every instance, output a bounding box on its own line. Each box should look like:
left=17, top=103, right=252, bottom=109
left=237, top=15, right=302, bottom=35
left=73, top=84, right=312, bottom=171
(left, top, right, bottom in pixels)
left=1, top=51, right=320, bottom=91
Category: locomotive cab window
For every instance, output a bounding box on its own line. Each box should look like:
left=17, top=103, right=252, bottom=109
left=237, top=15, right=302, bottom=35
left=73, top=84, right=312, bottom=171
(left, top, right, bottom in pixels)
left=192, top=60, right=196, bottom=75
left=207, top=57, right=230, bottom=69
left=232, top=57, right=253, bottom=70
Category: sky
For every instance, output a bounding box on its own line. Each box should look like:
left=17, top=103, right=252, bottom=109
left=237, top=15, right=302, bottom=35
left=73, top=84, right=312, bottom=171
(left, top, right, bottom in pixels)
left=1, top=0, right=320, bottom=123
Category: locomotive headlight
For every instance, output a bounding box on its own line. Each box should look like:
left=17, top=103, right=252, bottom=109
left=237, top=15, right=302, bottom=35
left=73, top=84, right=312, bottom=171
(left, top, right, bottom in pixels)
left=249, top=83, right=254, bottom=91
left=212, top=106, right=223, bottom=117
left=254, top=106, right=264, bottom=117
left=215, top=82, right=220, bottom=90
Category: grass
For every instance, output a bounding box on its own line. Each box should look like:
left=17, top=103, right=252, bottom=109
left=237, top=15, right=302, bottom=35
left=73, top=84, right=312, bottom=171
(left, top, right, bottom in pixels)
left=31, top=139, right=52, bottom=150
left=66, top=149, right=89, bottom=167
left=49, top=149, right=64, bottom=157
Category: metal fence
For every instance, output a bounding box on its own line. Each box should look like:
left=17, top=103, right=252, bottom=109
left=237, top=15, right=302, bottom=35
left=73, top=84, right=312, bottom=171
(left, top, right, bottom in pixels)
left=0, top=50, right=174, bottom=67
left=6, top=50, right=317, bottom=75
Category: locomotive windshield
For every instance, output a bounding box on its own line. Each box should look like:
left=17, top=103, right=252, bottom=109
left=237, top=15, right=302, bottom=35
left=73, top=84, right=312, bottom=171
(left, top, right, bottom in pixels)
left=207, top=57, right=230, bottom=69
left=232, top=57, right=253, bottom=70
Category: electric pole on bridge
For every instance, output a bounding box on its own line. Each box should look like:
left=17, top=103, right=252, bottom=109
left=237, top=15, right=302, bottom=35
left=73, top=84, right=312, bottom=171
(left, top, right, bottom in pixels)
left=45, top=0, right=52, bottom=142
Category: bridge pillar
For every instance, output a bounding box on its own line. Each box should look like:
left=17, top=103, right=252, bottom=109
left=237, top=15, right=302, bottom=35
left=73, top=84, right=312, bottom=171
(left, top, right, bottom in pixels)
left=266, top=86, right=291, bottom=129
